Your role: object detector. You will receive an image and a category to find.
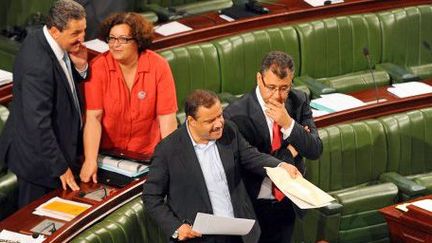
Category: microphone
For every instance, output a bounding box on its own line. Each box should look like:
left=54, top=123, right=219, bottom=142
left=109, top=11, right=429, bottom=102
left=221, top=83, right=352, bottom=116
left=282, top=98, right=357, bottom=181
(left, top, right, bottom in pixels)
left=362, top=47, right=380, bottom=103
left=32, top=222, right=57, bottom=238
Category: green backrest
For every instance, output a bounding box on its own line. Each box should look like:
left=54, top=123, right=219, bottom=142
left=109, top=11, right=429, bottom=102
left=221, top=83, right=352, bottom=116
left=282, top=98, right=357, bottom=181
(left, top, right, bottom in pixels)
left=71, top=197, right=166, bottom=243
left=212, top=26, right=300, bottom=95
left=6, top=0, right=55, bottom=28
left=141, top=0, right=213, bottom=7
left=0, top=0, right=12, bottom=30
left=0, top=105, right=9, bottom=175
left=379, top=5, right=432, bottom=69
left=379, top=107, right=432, bottom=177
left=158, top=43, right=221, bottom=111
left=295, top=14, right=382, bottom=79
left=306, top=120, right=388, bottom=192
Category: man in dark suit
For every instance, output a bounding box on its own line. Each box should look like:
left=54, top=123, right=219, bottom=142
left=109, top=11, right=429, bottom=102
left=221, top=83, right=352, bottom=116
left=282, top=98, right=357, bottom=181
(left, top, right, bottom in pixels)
left=224, top=51, right=323, bottom=243
left=142, top=90, right=301, bottom=243
left=0, top=0, right=88, bottom=208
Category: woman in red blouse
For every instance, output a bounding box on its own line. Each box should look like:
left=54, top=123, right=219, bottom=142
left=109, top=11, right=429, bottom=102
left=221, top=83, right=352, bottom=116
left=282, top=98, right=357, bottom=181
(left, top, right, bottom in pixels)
left=80, top=12, right=178, bottom=183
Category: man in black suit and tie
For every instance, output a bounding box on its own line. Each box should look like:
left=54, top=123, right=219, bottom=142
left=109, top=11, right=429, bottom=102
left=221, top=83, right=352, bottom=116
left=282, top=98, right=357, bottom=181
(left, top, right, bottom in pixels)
left=0, top=0, right=88, bottom=208
left=142, top=89, right=301, bottom=243
left=224, top=51, right=323, bottom=243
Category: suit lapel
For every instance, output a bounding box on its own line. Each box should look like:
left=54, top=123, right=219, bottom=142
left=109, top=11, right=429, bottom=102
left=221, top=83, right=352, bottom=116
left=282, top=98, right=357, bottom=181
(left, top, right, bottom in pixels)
left=250, top=91, right=271, bottom=148
left=178, top=125, right=213, bottom=211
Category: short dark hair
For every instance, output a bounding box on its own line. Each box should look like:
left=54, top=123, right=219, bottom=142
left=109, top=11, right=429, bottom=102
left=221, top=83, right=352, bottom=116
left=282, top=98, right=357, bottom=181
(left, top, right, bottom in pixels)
left=185, top=90, right=220, bottom=119
left=259, top=51, right=295, bottom=79
left=100, top=12, right=154, bottom=53
left=46, top=0, right=86, bottom=31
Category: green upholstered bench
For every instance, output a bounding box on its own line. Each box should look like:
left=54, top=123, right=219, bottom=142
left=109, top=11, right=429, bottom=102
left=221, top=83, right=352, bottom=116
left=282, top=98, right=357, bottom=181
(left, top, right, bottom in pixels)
left=378, top=107, right=432, bottom=200
left=294, top=14, right=390, bottom=98
left=71, top=197, right=166, bottom=243
left=212, top=26, right=311, bottom=97
left=302, top=120, right=398, bottom=243
left=136, top=0, right=232, bottom=22
left=378, top=5, right=432, bottom=81
left=0, top=105, right=18, bottom=220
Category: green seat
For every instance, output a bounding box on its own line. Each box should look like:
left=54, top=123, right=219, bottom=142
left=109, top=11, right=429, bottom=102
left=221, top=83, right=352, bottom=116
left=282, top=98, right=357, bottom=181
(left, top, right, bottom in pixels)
left=303, top=120, right=397, bottom=243
left=71, top=197, right=166, bottom=243
left=378, top=5, right=432, bottom=80
left=295, top=14, right=390, bottom=98
left=136, top=0, right=232, bottom=22
left=0, top=36, right=20, bottom=72
left=379, top=108, right=432, bottom=199
left=0, top=105, right=17, bottom=220
left=212, top=26, right=302, bottom=96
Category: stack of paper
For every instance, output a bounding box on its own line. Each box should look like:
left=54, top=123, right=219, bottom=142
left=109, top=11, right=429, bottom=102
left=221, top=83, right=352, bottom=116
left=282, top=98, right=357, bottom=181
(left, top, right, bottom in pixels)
left=310, top=93, right=365, bottom=113
left=387, top=81, right=432, bottom=98
left=154, top=21, right=192, bottom=36
left=33, top=197, right=91, bottom=221
left=84, top=39, right=109, bottom=53
left=396, top=199, right=432, bottom=212
left=265, top=167, right=335, bottom=209
left=0, top=69, right=13, bottom=86
left=0, top=229, right=45, bottom=243
left=98, top=155, right=149, bottom=177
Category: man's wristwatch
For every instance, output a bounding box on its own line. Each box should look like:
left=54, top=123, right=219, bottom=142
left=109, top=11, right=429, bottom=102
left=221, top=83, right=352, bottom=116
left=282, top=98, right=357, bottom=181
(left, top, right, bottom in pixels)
left=172, top=229, right=179, bottom=239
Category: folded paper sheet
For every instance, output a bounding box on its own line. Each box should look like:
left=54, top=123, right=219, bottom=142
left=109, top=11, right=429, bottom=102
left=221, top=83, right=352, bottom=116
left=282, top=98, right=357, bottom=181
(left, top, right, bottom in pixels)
left=192, top=213, right=255, bottom=235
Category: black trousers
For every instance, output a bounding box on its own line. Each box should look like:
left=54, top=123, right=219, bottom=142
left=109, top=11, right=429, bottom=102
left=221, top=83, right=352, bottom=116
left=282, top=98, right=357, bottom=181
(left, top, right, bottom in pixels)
left=17, top=177, right=52, bottom=209
left=254, top=198, right=296, bottom=243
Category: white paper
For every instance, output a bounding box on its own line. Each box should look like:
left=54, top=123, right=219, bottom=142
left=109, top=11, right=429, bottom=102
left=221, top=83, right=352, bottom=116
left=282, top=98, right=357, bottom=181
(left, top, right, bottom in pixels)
left=412, top=199, right=432, bottom=212
left=0, top=229, right=45, bottom=243
left=84, top=39, right=109, bottom=53
left=311, top=109, right=330, bottom=117
left=304, top=0, right=344, bottom=7
left=192, top=213, right=255, bottom=235
left=265, top=167, right=335, bottom=209
left=310, top=93, right=365, bottom=113
left=0, top=69, right=13, bottom=86
left=219, top=14, right=235, bottom=22
left=387, top=81, right=432, bottom=98
left=155, top=21, right=193, bottom=36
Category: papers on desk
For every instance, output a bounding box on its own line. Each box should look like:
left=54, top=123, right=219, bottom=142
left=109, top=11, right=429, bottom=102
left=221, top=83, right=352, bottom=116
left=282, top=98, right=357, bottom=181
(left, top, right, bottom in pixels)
left=98, top=155, right=149, bottom=177
left=192, top=213, right=255, bottom=235
left=0, top=69, right=13, bottom=86
left=311, top=108, right=330, bottom=118
left=0, top=229, right=45, bottom=243
left=265, top=167, right=335, bottom=209
left=387, top=81, right=432, bottom=98
left=396, top=199, right=432, bottom=213
left=154, top=21, right=192, bottom=36
left=84, top=39, right=109, bottom=53
left=304, top=0, right=344, bottom=7
left=33, top=197, right=91, bottom=221
left=310, top=93, right=365, bottom=113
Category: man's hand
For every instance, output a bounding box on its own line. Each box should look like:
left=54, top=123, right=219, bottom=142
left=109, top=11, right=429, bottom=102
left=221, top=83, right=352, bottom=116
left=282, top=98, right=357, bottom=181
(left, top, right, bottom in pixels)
left=177, top=224, right=201, bottom=241
left=69, top=43, right=88, bottom=71
left=279, top=162, right=301, bottom=179
left=265, top=98, right=292, bottom=129
left=60, top=168, right=80, bottom=191
left=80, top=160, right=98, bottom=183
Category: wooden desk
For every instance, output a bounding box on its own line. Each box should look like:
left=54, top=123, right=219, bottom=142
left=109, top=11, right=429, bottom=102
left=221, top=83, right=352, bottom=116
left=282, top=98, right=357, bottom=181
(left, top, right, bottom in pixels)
left=379, top=195, right=432, bottom=243
left=0, top=178, right=146, bottom=243
left=152, top=0, right=432, bottom=50
left=314, top=80, right=432, bottom=127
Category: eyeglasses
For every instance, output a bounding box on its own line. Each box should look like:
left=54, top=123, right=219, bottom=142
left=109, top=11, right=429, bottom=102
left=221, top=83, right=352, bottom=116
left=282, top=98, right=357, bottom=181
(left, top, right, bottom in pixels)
left=261, top=75, right=291, bottom=95
left=106, top=36, right=135, bottom=44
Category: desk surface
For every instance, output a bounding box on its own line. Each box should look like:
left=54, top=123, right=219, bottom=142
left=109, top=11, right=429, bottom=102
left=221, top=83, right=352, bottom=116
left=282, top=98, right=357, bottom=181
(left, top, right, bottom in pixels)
left=0, top=178, right=146, bottom=243
left=379, top=195, right=432, bottom=242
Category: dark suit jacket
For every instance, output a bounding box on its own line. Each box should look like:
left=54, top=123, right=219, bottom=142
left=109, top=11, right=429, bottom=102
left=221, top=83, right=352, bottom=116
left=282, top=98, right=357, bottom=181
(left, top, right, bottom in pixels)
left=142, top=121, right=282, bottom=243
left=223, top=89, right=323, bottom=200
left=0, top=28, right=85, bottom=188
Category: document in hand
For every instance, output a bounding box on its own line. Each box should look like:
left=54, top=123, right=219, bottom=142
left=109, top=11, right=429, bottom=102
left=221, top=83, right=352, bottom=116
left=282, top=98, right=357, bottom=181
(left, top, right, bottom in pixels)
left=33, top=197, right=91, bottom=221
left=98, top=155, right=149, bottom=177
left=310, top=93, right=365, bottom=113
left=192, top=213, right=255, bottom=235
left=265, top=167, right=335, bottom=209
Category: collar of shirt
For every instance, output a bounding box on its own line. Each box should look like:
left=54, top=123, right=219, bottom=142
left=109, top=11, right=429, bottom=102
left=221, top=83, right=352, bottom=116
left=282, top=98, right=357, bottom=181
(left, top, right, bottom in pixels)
left=186, top=121, right=216, bottom=150
left=43, top=25, right=65, bottom=63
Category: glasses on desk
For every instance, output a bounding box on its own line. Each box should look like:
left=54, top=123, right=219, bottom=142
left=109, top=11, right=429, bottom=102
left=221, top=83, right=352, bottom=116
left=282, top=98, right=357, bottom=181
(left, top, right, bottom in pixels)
left=78, top=186, right=108, bottom=201
left=106, top=36, right=135, bottom=45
